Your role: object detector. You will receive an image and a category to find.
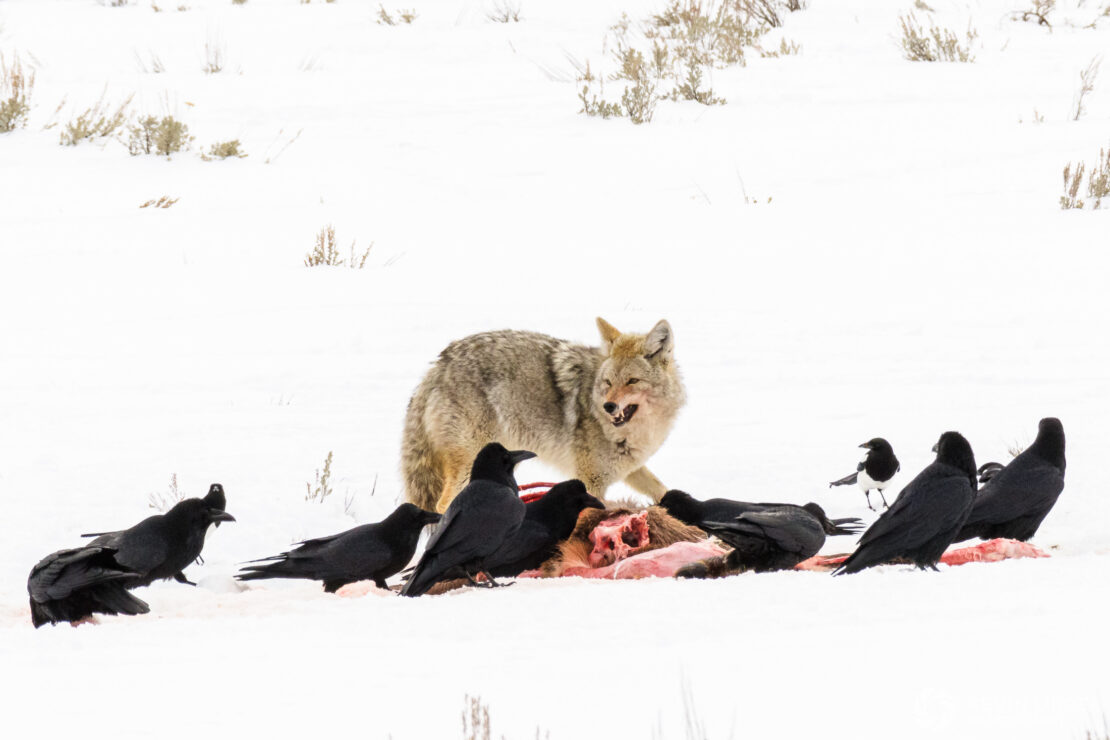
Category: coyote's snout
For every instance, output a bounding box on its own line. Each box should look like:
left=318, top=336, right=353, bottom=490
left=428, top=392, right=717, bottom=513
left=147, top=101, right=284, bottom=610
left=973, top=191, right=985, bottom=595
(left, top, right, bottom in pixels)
left=401, top=318, right=686, bottom=513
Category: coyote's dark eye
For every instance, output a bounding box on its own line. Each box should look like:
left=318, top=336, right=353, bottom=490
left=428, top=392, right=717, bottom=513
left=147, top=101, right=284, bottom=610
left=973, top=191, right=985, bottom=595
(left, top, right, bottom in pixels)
left=626, top=378, right=639, bottom=385
left=602, top=379, right=612, bottom=389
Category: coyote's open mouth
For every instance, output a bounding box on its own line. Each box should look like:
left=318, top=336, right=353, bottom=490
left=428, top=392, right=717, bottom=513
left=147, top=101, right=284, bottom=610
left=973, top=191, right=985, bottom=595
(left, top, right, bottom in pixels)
left=611, top=404, right=638, bottom=427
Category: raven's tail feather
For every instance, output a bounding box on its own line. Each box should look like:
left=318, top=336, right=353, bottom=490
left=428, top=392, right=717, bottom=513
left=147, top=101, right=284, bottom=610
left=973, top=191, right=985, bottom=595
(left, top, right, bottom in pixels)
left=826, top=517, right=866, bottom=536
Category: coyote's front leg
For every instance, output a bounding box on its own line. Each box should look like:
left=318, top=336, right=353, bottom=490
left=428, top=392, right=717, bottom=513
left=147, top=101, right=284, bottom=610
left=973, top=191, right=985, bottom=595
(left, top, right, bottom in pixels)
left=623, top=466, right=667, bottom=503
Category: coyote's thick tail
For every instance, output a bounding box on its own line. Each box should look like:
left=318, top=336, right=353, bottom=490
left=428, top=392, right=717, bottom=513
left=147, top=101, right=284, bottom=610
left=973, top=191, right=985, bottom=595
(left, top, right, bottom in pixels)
left=401, top=376, right=444, bottom=513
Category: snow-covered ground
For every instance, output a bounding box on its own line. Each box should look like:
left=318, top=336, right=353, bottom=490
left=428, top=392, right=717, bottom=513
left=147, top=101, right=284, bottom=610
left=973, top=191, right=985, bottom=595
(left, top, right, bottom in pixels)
left=2, top=0, right=1109, bottom=737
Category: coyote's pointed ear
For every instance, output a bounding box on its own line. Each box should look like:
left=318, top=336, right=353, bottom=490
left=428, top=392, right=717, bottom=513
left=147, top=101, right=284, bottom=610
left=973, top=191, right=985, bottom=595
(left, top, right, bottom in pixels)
left=596, top=317, right=621, bottom=352
left=643, top=320, right=674, bottom=361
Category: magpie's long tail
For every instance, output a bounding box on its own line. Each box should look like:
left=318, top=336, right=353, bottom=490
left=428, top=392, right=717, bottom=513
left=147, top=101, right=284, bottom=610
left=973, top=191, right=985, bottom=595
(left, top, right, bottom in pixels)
left=829, top=472, right=859, bottom=488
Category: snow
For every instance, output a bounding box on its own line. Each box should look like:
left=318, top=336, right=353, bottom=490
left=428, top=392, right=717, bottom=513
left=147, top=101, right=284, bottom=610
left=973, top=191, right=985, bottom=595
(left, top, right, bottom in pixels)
left=2, top=0, right=1109, bottom=737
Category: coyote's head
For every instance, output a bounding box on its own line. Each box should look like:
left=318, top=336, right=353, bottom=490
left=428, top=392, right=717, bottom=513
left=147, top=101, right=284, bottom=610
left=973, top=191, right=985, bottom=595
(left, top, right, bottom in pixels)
left=593, top=317, right=684, bottom=431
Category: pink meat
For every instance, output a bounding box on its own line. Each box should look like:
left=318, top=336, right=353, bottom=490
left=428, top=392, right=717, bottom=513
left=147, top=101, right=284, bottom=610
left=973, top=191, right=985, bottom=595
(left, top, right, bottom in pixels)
left=561, top=541, right=728, bottom=579
left=588, top=511, right=651, bottom=567
left=940, top=538, right=1048, bottom=565
left=335, top=581, right=394, bottom=598
left=794, top=538, right=1049, bottom=572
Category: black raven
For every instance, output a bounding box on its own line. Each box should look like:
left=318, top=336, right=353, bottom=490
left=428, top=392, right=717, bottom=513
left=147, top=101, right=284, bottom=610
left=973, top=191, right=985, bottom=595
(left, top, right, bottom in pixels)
left=829, top=437, right=900, bottom=510
left=401, top=443, right=535, bottom=597
left=659, top=490, right=864, bottom=537
left=660, top=491, right=862, bottom=577
left=834, top=431, right=976, bottom=576
left=236, top=503, right=441, bottom=591
left=955, top=417, right=1066, bottom=543
left=676, top=505, right=834, bottom=576
left=28, top=547, right=151, bottom=628
left=28, top=489, right=234, bottom=626
left=483, top=479, right=604, bottom=577
left=81, top=494, right=235, bottom=587
left=977, top=462, right=1005, bottom=485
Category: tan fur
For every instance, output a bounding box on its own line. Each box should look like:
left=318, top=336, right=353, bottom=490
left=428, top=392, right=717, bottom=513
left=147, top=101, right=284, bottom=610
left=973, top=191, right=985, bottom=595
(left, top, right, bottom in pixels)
left=402, top=319, right=686, bottom=513
left=539, top=506, right=706, bottom=577
left=675, top=553, right=745, bottom=580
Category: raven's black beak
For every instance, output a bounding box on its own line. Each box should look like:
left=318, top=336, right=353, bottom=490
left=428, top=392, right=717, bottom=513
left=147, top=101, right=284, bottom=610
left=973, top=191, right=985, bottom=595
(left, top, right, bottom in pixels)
left=209, top=510, right=236, bottom=526
left=858, top=442, right=872, bottom=449
left=509, top=450, right=537, bottom=465
left=931, top=442, right=939, bottom=453
left=423, top=512, right=442, bottom=525
left=584, top=495, right=606, bottom=510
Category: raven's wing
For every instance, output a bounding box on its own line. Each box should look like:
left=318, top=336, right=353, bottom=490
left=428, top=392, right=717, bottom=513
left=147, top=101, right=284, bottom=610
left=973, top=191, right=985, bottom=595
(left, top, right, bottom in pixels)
left=239, top=528, right=354, bottom=565
left=240, top=524, right=393, bottom=581
left=28, top=547, right=138, bottom=603
left=402, top=485, right=523, bottom=596
left=106, top=519, right=172, bottom=576
left=291, top=532, right=346, bottom=549
left=705, top=511, right=823, bottom=557
left=965, top=458, right=1064, bottom=526
left=485, top=519, right=552, bottom=576
left=855, top=465, right=971, bottom=552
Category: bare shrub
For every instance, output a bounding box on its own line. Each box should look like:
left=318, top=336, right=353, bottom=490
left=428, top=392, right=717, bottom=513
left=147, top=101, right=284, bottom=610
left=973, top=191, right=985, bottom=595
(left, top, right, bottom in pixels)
left=461, top=695, right=491, bottom=740
left=670, top=62, right=725, bottom=104
left=0, top=53, right=34, bottom=133
left=614, top=47, right=660, bottom=124
left=1011, top=0, right=1054, bottom=27
left=203, top=34, right=225, bottom=74
left=488, top=1, right=521, bottom=22
left=899, top=12, right=977, bottom=62
left=59, top=92, right=132, bottom=146
left=576, top=60, right=624, bottom=119
left=148, top=474, right=185, bottom=511
left=232, top=0, right=247, bottom=4
left=201, top=139, right=247, bottom=160
left=647, top=0, right=767, bottom=67
left=377, top=5, right=417, bottom=24
left=139, top=196, right=179, bottom=208
left=128, top=114, right=194, bottom=156
left=1071, top=56, right=1101, bottom=121
left=304, top=225, right=372, bottom=267
left=1062, top=145, right=1110, bottom=210
left=263, top=127, right=303, bottom=164
left=759, top=37, right=801, bottom=57
left=1089, top=147, right=1110, bottom=208
left=306, top=451, right=334, bottom=503
left=784, top=0, right=806, bottom=10
left=578, top=1, right=772, bottom=122
left=1061, top=162, right=1086, bottom=209
left=738, top=0, right=782, bottom=28
left=134, top=50, right=166, bottom=74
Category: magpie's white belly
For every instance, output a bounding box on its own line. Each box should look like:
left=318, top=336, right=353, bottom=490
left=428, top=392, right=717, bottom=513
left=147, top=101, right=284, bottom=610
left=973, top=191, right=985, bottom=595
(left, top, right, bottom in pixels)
left=858, top=468, right=888, bottom=491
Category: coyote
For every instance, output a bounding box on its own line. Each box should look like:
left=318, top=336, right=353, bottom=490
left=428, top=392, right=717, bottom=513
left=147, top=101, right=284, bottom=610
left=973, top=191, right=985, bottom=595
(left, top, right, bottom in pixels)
left=402, top=318, right=686, bottom=513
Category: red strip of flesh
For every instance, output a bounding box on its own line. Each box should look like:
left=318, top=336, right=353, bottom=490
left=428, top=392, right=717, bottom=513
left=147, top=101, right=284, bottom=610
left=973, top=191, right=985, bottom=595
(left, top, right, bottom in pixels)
left=795, top=538, right=1049, bottom=571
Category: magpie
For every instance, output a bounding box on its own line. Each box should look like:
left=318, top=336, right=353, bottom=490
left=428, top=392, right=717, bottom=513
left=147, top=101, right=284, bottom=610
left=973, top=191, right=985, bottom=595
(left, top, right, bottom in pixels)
left=829, top=437, right=900, bottom=510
